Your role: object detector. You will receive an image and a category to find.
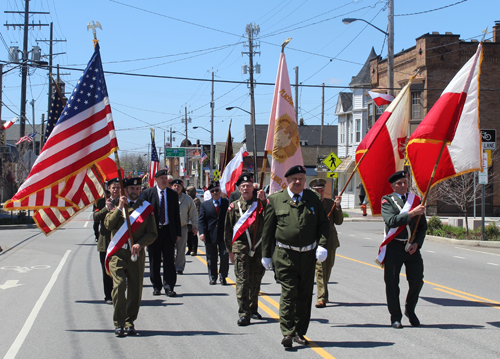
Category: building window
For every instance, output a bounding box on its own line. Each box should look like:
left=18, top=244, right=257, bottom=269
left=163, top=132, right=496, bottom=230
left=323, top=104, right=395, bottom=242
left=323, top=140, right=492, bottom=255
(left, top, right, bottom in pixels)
left=340, top=122, right=344, bottom=144
left=355, top=119, right=361, bottom=142
left=367, top=103, right=374, bottom=129
left=412, top=91, right=423, bottom=119
left=349, top=118, right=353, bottom=144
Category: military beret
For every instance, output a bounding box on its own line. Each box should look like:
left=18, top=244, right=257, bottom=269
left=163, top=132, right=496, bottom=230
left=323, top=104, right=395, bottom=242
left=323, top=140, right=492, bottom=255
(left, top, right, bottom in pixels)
left=236, top=172, right=254, bottom=186
left=309, top=178, right=326, bottom=188
left=171, top=179, right=184, bottom=186
left=124, top=177, right=142, bottom=187
left=207, top=181, right=220, bottom=191
left=285, top=165, right=306, bottom=177
left=154, top=169, right=169, bottom=178
left=388, top=171, right=407, bottom=184
left=107, top=177, right=119, bottom=186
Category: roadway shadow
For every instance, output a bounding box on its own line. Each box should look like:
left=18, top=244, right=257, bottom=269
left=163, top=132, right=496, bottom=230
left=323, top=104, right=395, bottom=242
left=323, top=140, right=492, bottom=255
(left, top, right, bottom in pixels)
left=308, top=340, right=394, bottom=349
left=329, top=301, right=386, bottom=307
left=75, top=300, right=113, bottom=305
left=67, top=329, right=240, bottom=337
left=75, top=243, right=97, bottom=246
left=140, top=300, right=180, bottom=307
left=487, top=321, right=500, bottom=328
left=176, top=292, right=229, bottom=297
left=310, top=318, right=330, bottom=324
left=421, top=296, right=492, bottom=307
left=419, top=324, right=485, bottom=329
left=332, top=323, right=393, bottom=329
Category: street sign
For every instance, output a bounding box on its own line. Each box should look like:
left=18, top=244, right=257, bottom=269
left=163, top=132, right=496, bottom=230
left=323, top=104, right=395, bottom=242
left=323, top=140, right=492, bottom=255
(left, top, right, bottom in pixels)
left=213, top=169, right=220, bottom=181
left=165, top=147, right=186, bottom=157
left=322, top=152, right=342, bottom=171
left=481, top=129, right=496, bottom=150
left=478, top=152, right=488, bottom=184
left=327, top=172, right=338, bottom=179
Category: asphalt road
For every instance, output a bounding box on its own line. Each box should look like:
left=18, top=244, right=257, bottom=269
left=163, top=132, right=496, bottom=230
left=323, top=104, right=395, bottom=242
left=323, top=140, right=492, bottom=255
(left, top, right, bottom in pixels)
left=1, top=210, right=499, bottom=359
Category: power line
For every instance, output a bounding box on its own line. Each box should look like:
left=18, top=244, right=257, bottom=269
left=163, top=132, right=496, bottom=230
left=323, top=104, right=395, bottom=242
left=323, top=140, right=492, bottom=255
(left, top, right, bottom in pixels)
left=395, top=0, right=468, bottom=16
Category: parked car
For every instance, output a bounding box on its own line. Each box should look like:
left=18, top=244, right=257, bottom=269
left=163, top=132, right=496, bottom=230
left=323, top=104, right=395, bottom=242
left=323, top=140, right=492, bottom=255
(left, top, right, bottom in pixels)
left=196, top=189, right=205, bottom=202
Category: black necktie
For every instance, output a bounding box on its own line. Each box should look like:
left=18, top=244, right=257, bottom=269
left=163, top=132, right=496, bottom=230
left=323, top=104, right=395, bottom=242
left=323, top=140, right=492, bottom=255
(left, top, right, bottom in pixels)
left=129, top=201, right=135, bottom=208
left=160, top=190, right=166, bottom=224
left=401, top=195, right=406, bottom=204
left=293, top=194, right=300, bottom=204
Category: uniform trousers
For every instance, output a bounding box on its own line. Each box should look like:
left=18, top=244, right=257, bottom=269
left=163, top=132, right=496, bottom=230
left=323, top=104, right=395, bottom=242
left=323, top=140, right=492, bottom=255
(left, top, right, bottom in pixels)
left=148, top=225, right=177, bottom=291
left=186, top=224, right=198, bottom=254
left=384, top=240, right=424, bottom=322
left=99, top=251, right=113, bottom=301
left=109, top=248, right=146, bottom=328
left=174, top=226, right=188, bottom=271
left=274, top=246, right=316, bottom=336
left=315, top=247, right=336, bottom=303
left=205, top=241, right=229, bottom=281
left=233, top=244, right=265, bottom=318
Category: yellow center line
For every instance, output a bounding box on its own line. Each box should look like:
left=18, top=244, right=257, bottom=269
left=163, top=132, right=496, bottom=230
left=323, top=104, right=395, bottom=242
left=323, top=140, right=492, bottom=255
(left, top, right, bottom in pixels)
left=192, top=248, right=336, bottom=359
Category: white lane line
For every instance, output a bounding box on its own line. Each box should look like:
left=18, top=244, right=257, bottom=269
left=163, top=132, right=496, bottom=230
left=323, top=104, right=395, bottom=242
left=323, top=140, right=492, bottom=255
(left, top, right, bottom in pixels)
left=426, top=250, right=436, bottom=253
left=350, top=234, right=355, bottom=237
left=453, top=256, right=466, bottom=259
left=455, top=247, right=500, bottom=257
left=84, top=221, right=89, bottom=228
left=487, top=263, right=499, bottom=266
left=364, top=237, right=372, bottom=240
left=4, top=250, right=71, bottom=359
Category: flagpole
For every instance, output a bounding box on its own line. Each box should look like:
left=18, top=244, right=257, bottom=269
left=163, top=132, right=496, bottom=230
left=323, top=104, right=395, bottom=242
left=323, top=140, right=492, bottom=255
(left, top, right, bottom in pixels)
left=328, top=70, right=420, bottom=218
left=92, top=164, right=108, bottom=200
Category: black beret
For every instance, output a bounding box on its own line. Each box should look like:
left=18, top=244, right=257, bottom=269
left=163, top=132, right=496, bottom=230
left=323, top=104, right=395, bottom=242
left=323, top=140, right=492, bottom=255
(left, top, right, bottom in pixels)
left=309, top=178, right=326, bottom=188
left=285, top=165, right=306, bottom=177
left=124, top=177, right=142, bottom=187
left=207, top=181, right=220, bottom=191
left=154, top=169, right=169, bottom=178
left=107, top=177, right=119, bottom=186
left=171, top=179, right=184, bottom=186
left=388, top=171, right=407, bottom=184
left=236, top=172, right=254, bottom=186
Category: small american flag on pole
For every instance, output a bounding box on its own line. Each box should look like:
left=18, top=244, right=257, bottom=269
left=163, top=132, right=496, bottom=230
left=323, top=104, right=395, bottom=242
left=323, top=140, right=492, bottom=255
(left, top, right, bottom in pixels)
left=15, top=132, right=36, bottom=145
left=200, top=152, right=208, bottom=165
left=4, top=43, right=118, bottom=235
left=149, top=129, right=159, bottom=187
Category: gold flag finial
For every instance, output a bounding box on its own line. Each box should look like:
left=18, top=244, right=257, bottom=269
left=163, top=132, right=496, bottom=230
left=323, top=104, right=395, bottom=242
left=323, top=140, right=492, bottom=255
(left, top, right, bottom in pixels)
left=87, top=20, right=102, bottom=47
left=282, top=38, right=292, bottom=53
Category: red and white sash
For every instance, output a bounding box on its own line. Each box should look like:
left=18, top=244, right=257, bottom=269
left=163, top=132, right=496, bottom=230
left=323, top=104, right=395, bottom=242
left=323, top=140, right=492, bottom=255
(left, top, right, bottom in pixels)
left=375, top=193, right=420, bottom=267
left=105, top=200, right=154, bottom=273
left=232, top=201, right=263, bottom=256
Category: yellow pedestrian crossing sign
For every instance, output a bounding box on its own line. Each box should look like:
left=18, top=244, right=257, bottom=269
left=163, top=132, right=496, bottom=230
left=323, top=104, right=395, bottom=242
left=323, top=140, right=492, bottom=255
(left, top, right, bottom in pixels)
left=327, top=172, right=338, bottom=179
left=213, top=169, right=220, bottom=181
left=323, top=152, right=342, bottom=171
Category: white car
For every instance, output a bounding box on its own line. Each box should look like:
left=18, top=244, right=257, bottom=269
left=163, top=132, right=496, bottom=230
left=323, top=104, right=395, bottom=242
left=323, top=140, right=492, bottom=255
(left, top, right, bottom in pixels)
left=196, top=189, right=205, bottom=202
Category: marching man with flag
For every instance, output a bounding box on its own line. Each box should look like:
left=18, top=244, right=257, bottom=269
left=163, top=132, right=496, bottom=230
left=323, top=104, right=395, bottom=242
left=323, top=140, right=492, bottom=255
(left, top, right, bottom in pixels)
left=104, top=177, right=157, bottom=337
left=379, top=171, right=427, bottom=329
left=224, top=172, right=267, bottom=327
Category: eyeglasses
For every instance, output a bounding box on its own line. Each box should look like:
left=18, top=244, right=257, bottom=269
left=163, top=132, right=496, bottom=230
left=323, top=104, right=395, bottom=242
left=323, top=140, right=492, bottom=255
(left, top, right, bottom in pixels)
left=210, top=188, right=220, bottom=193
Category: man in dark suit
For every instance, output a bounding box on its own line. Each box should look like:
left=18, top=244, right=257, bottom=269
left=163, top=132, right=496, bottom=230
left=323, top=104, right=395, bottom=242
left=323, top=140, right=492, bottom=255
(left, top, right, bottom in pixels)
left=141, top=169, right=182, bottom=297
left=198, top=181, right=229, bottom=285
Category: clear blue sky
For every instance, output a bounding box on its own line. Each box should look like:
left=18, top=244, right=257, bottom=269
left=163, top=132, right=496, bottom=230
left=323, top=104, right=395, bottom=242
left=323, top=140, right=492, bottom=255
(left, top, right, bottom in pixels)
left=1, top=0, right=497, bottom=156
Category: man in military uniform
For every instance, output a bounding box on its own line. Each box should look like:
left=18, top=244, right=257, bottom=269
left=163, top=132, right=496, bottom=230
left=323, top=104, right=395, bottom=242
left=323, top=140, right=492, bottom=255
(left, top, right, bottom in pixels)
left=93, top=177, right=120, bottom=304
left=105, top=177, right=158, bottom=337
left=309, top=178, right=343, bottom=309
left=262, top=165, right=330, bottom=348
left=224, top=172, right=266, bottom=326
left=186, top=186, right=201, bottom=256
left=380, top=170, right=426, bottom=329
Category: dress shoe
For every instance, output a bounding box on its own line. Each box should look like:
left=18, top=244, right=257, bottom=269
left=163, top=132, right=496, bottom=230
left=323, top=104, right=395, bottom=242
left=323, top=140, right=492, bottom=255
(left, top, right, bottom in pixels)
left=209, top=280, right=217, bottom=285
left=220, top=277, right=228, bottom=285
left=191, top=252, right=197, bottom=256
left=392, top=321, right=403, bottom=329
left=125, top=326, right=137, bottom=336
left=166, top=289, right=177, bottom=297
left=315, top=301, right=326, bottom=308
left=177, top=270, right=183, bottom=275
left=115, top=327, right=125, bottom=337
left=405, top=310, right=420, bottom=327
left=251, top=312, right=262, bottom=320
left=186, top=251, right=191, bottom=255
left=293, top=335, right=308, bottom=345
left=153, top=288, right=162, bottom=296
left=105, top=299, right=113, bottom=305
left=237, top=316, right=250, bottom=326
left=281, top=335, right=293, bottom=348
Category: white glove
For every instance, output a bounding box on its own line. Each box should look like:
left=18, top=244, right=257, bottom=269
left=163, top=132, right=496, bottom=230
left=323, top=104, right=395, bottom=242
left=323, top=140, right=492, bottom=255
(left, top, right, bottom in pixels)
left=261, top=257, right=273, bottom=270
left=316, top=246, right=328, bottom=263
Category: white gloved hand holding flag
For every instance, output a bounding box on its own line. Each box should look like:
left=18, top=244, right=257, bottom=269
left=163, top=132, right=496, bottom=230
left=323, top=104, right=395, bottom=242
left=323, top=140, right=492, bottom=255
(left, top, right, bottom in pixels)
left=261, top=257, right=273, bottom=270
left=316, top=246, right=328, bottom=263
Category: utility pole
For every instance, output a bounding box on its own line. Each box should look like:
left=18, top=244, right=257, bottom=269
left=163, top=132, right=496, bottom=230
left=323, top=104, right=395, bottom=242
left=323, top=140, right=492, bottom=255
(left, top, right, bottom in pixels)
left=244, top=24, right=260, bottom=176
left=294, top=66, right=299, bottom=124
left=210, top=72, right=215, bottom=181
left=183, top=107, right=190, bottom=184
left=388, top=0, right=394, bottom=96
left=30, top=99, right=35, bottom=153
left=0, top=64, right=4, bottom=147
left=320, top=83, right=325, bottom=146
left=4, top=3, right=49, bottom=138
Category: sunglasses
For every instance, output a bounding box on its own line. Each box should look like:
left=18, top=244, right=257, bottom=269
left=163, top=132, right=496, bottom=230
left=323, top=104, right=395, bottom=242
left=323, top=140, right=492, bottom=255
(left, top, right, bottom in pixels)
left=210, top=188, right=220, bottom=193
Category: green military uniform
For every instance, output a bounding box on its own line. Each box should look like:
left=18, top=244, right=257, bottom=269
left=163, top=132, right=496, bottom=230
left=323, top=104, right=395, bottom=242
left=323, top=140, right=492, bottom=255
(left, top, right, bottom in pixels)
left=104, top=199, right=157, bottom=329
left=315, top=198, right=343, bottom=304
left=224, top=196, right=266, bottom=320
left=262, top=188, right=329, bottom=337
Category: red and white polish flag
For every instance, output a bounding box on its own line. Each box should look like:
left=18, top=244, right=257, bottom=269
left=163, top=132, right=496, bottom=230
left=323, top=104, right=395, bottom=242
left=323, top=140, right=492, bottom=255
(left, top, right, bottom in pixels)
left=220, top=146, right=249, bottom=195
left=368, top=91, right=394, bottom=107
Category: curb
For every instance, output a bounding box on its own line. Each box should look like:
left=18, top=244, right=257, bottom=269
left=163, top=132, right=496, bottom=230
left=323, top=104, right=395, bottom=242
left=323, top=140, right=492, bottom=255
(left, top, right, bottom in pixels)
left=425, top=235, right=500, bottom=247
left=0, top=224, right=37, bottom=230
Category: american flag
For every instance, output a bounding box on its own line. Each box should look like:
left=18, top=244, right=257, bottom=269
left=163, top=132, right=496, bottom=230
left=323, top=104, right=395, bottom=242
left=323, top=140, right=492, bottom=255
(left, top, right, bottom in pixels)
left=44, top=82, right=65, bottom=145
left=15, top=132, right=36, bottom=145
left=149, top=130, right=159, bottom=187
left=4, top=43, right=118, bottom=235
left=200, top=152, right=208, bottom=165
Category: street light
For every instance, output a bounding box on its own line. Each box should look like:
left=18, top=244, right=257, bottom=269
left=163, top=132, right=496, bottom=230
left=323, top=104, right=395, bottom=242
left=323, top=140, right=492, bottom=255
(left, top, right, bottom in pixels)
left=193, top=126, right=210, bottom=133
left=342, top=2, right=394, bottom=96
left=226, top=106, right=258, bottom=176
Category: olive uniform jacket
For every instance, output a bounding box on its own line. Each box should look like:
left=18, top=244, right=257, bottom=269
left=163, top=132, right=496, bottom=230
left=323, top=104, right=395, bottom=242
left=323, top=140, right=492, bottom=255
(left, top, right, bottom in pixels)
left=381, top=192, right=427, bottom=248
left=93, top=197, right=115, bottom=252
left=262, top=188, right=330, bottom=258
left=104, top=199, right=158, bottom=250
left=323, top=198, right=343, bottom=250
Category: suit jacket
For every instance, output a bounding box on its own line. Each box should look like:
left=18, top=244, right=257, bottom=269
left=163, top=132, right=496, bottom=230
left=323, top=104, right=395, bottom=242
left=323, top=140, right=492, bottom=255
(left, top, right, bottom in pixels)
left=381, top=192, right=427, bottom=248
left=198, top=197, right=229, bottom=244
left=141, top=186, right=182, bottom=244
